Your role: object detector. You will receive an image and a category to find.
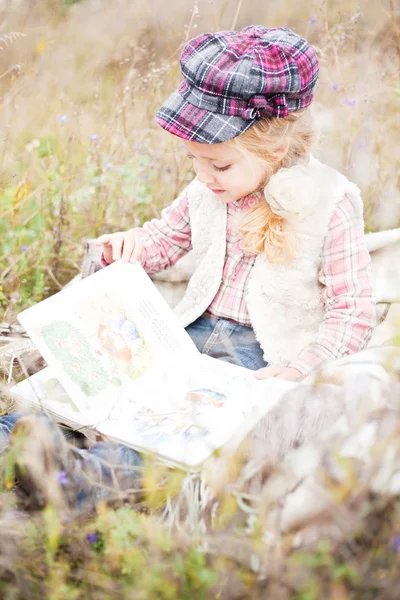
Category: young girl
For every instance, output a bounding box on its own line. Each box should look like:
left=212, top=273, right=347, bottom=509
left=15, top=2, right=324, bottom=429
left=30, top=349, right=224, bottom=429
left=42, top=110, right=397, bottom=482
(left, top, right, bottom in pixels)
left=97, top=25, right=375, bottom=382
left=2, top=26, right=375, bottom=510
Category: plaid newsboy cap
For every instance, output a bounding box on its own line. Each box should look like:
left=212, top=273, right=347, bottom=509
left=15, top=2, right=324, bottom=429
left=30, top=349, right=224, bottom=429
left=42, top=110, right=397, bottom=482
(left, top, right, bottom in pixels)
left=156, top=26, right=319, bottom=144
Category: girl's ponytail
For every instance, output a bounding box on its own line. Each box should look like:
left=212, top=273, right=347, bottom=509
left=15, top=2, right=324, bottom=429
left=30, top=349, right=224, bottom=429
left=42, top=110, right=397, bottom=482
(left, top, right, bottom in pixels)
left=234, top=110, right=317, bottom=263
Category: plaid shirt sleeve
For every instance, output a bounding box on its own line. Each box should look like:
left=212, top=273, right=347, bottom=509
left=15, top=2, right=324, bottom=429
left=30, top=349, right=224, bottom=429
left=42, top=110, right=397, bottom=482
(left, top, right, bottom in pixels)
left=136, top=192, right=192, bottom=275
left=100, top=193, right=192, bottom=273
left=288, top=194, right=376, bottom=376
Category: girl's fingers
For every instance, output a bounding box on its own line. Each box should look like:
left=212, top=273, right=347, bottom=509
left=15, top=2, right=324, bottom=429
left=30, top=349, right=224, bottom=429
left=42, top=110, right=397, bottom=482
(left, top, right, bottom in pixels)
left=254, top=365, right=283, bottom=380
left=95, top=234, right=111, bottom=246
left=96, top=231, right=142, bottom=263
left=111, top=234, right=125, bottom=261
left=130, top=239, right=143, bottom=263
left=121, top=237, right=135, bottom=262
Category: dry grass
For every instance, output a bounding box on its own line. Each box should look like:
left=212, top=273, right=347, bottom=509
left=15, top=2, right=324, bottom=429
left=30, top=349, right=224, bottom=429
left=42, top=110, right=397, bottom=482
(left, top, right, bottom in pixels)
left=0, top=0, right=399, bottom=597
left=0, top=0, right=399, bottom=324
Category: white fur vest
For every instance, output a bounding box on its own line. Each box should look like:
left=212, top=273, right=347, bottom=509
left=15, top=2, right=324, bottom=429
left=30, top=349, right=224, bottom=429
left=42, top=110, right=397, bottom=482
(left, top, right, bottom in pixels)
left=173, top=157, right=366, bottom=365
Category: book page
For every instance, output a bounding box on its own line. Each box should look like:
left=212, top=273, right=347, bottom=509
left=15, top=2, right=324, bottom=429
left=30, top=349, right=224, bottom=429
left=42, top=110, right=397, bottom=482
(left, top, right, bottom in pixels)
left=16, top=262, right=296, bottom=470
left=18, top=261, right=199, bottom=422
left=96, top=353, right=295, bottom=469
left=10, top=367, right=88, bottom=426
left=11, top=357, right=295, bottom=470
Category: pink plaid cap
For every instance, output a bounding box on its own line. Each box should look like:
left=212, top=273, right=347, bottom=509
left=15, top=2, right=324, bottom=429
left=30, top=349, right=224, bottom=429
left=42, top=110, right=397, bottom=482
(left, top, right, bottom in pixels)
left=156, top=26, right=319, bottom=144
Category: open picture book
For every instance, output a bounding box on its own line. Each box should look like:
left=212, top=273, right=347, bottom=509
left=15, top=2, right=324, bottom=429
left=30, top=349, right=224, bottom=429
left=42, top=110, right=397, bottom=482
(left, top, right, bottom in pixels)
left=13, top=261, right=294, bottom=470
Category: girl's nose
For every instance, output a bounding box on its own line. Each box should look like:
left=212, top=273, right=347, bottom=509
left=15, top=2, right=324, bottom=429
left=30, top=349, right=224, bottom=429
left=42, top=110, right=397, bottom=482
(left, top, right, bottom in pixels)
left=195, top=164, right=216, bottom=184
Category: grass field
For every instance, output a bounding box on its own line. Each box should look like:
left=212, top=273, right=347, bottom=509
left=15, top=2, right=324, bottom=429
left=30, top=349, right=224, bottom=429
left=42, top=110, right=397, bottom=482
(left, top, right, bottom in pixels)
left=0, top=1, right=400, bottom=598
left=1, top=0, right=399, bottom=322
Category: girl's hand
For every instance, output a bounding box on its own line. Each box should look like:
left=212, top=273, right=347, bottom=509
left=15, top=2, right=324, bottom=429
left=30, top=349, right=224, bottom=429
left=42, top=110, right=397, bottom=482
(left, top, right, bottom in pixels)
left=96, top=229, right=144, bottom=264
left=254, top=365, right=303, bottom=381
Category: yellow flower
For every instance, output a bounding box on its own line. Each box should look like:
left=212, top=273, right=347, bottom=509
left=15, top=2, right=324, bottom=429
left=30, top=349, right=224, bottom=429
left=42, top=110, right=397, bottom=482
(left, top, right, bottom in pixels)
left=35, top=39, right=47, bottom=55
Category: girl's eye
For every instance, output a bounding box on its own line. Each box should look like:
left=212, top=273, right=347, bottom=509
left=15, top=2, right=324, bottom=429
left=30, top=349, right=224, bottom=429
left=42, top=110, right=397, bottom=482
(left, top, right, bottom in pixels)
left=186, top=152, right=230, bottom=172
left=213, top=164, right=231, bottom=172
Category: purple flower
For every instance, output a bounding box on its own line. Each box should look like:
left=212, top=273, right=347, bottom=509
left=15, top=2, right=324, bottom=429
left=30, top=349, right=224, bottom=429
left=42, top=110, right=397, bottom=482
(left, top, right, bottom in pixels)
left=87, top=532, right=98, bottom=544
left=134, top=142, right=141, bottom=151
left=58, top=114, right=70, bottom=123
left=21, top=245, right=28, bottom=252
left=356, top=140, right=366, bottom=150
left=331, top=83, right=339, bottom=92
left=105, top=162, right=113, bottom=171
left=56, top=470, right=68, bottom=487
left=53, top=227, right=59, bottom=233
left=345, top=98, right=356, bottom=107
left=90, top=134, right=99, bottom=142
left=392, top=536, right=400, bottom=553
left=310, top=16, right=317, bottom=24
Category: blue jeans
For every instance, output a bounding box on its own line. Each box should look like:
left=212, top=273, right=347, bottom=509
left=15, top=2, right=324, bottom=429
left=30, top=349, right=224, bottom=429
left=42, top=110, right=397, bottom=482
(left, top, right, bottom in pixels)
left=0, top=411, right=142, bottom=508
left=186, top=315, right=268, bottom=370
left=1, top=316, right=266, bottom=507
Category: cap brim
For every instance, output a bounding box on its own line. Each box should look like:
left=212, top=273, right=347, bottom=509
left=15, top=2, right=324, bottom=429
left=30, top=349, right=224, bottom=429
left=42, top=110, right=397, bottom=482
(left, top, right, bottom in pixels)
left=155, top=91, right=257, bottom=144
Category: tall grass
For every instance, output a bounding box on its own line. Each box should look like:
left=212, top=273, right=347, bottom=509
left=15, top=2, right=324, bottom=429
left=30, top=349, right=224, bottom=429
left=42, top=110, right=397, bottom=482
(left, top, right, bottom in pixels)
left=0, top=2, right=400, bottom=597
left=0, top=0, right=399, bottom=322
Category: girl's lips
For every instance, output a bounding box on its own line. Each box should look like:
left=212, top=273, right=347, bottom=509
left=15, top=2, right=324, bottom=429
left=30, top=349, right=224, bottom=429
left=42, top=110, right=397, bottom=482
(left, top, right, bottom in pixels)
left=211, top=189, right=225, bottom=195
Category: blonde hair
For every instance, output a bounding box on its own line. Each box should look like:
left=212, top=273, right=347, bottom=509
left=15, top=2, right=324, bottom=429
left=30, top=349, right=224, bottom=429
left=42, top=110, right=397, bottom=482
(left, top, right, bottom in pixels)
left=232, top=110, right=317, bottom=263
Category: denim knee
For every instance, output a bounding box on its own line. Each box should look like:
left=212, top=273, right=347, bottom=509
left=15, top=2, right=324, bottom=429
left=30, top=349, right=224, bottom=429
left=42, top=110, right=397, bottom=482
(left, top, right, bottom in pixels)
left=0, top=411, right=27, bottom=451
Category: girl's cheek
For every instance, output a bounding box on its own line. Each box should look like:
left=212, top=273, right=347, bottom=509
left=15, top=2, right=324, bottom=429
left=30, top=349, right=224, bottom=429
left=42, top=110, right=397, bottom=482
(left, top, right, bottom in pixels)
left=222, top=170, right=237, bottom=185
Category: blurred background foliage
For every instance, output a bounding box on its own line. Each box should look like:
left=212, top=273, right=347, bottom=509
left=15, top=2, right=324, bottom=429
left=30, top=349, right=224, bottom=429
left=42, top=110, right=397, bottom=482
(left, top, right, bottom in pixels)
left=0, top=2, right=400, bottom=598
left=0, top=0, right=399, bottom=321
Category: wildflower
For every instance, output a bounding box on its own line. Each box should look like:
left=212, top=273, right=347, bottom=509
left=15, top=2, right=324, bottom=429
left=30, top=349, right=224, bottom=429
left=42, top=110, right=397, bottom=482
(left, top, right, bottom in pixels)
left=356, top=140, right=366, bottom=150
left=345, top=98, right=356, bottom=107
left=21, top=245, right=28, bottom=252
left=310, top=16, right=317, bottom=24
left=58, top=114, right=70, bottom=123
left=392, top=536, right=400, bottom=553
left=105, top=162, right=113, bottom=171
left=25, top=138, right=40, bottom=153
left=53, top=227, right=59, bottom=233
left=134, top=142, right=141, bottom=151
left=331, top=83, right=339, bottom=92
left=90, top=134, right=99, bottom=142
left=10, top=291, right=21, bottom=304
left=87, top=532, right=98, bottom=544
left=56, top=470, right=68, bottom=487
left=35, top=40, right=47, bottom=55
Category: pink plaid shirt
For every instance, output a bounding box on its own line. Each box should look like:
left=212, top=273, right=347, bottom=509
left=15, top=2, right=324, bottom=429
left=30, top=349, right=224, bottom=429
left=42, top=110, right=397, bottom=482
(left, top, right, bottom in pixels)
left=116, top=192, right=375, bottom=375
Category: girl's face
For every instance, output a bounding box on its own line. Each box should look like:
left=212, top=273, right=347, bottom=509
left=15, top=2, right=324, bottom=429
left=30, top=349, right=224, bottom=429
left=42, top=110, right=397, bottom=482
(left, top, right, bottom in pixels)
left=182, top=140, right=268, bottom=203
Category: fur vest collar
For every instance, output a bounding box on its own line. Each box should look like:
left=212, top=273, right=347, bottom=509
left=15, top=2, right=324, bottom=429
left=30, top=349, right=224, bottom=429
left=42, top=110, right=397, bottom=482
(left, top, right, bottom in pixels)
left=173, top=157, right=365, bottom=365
